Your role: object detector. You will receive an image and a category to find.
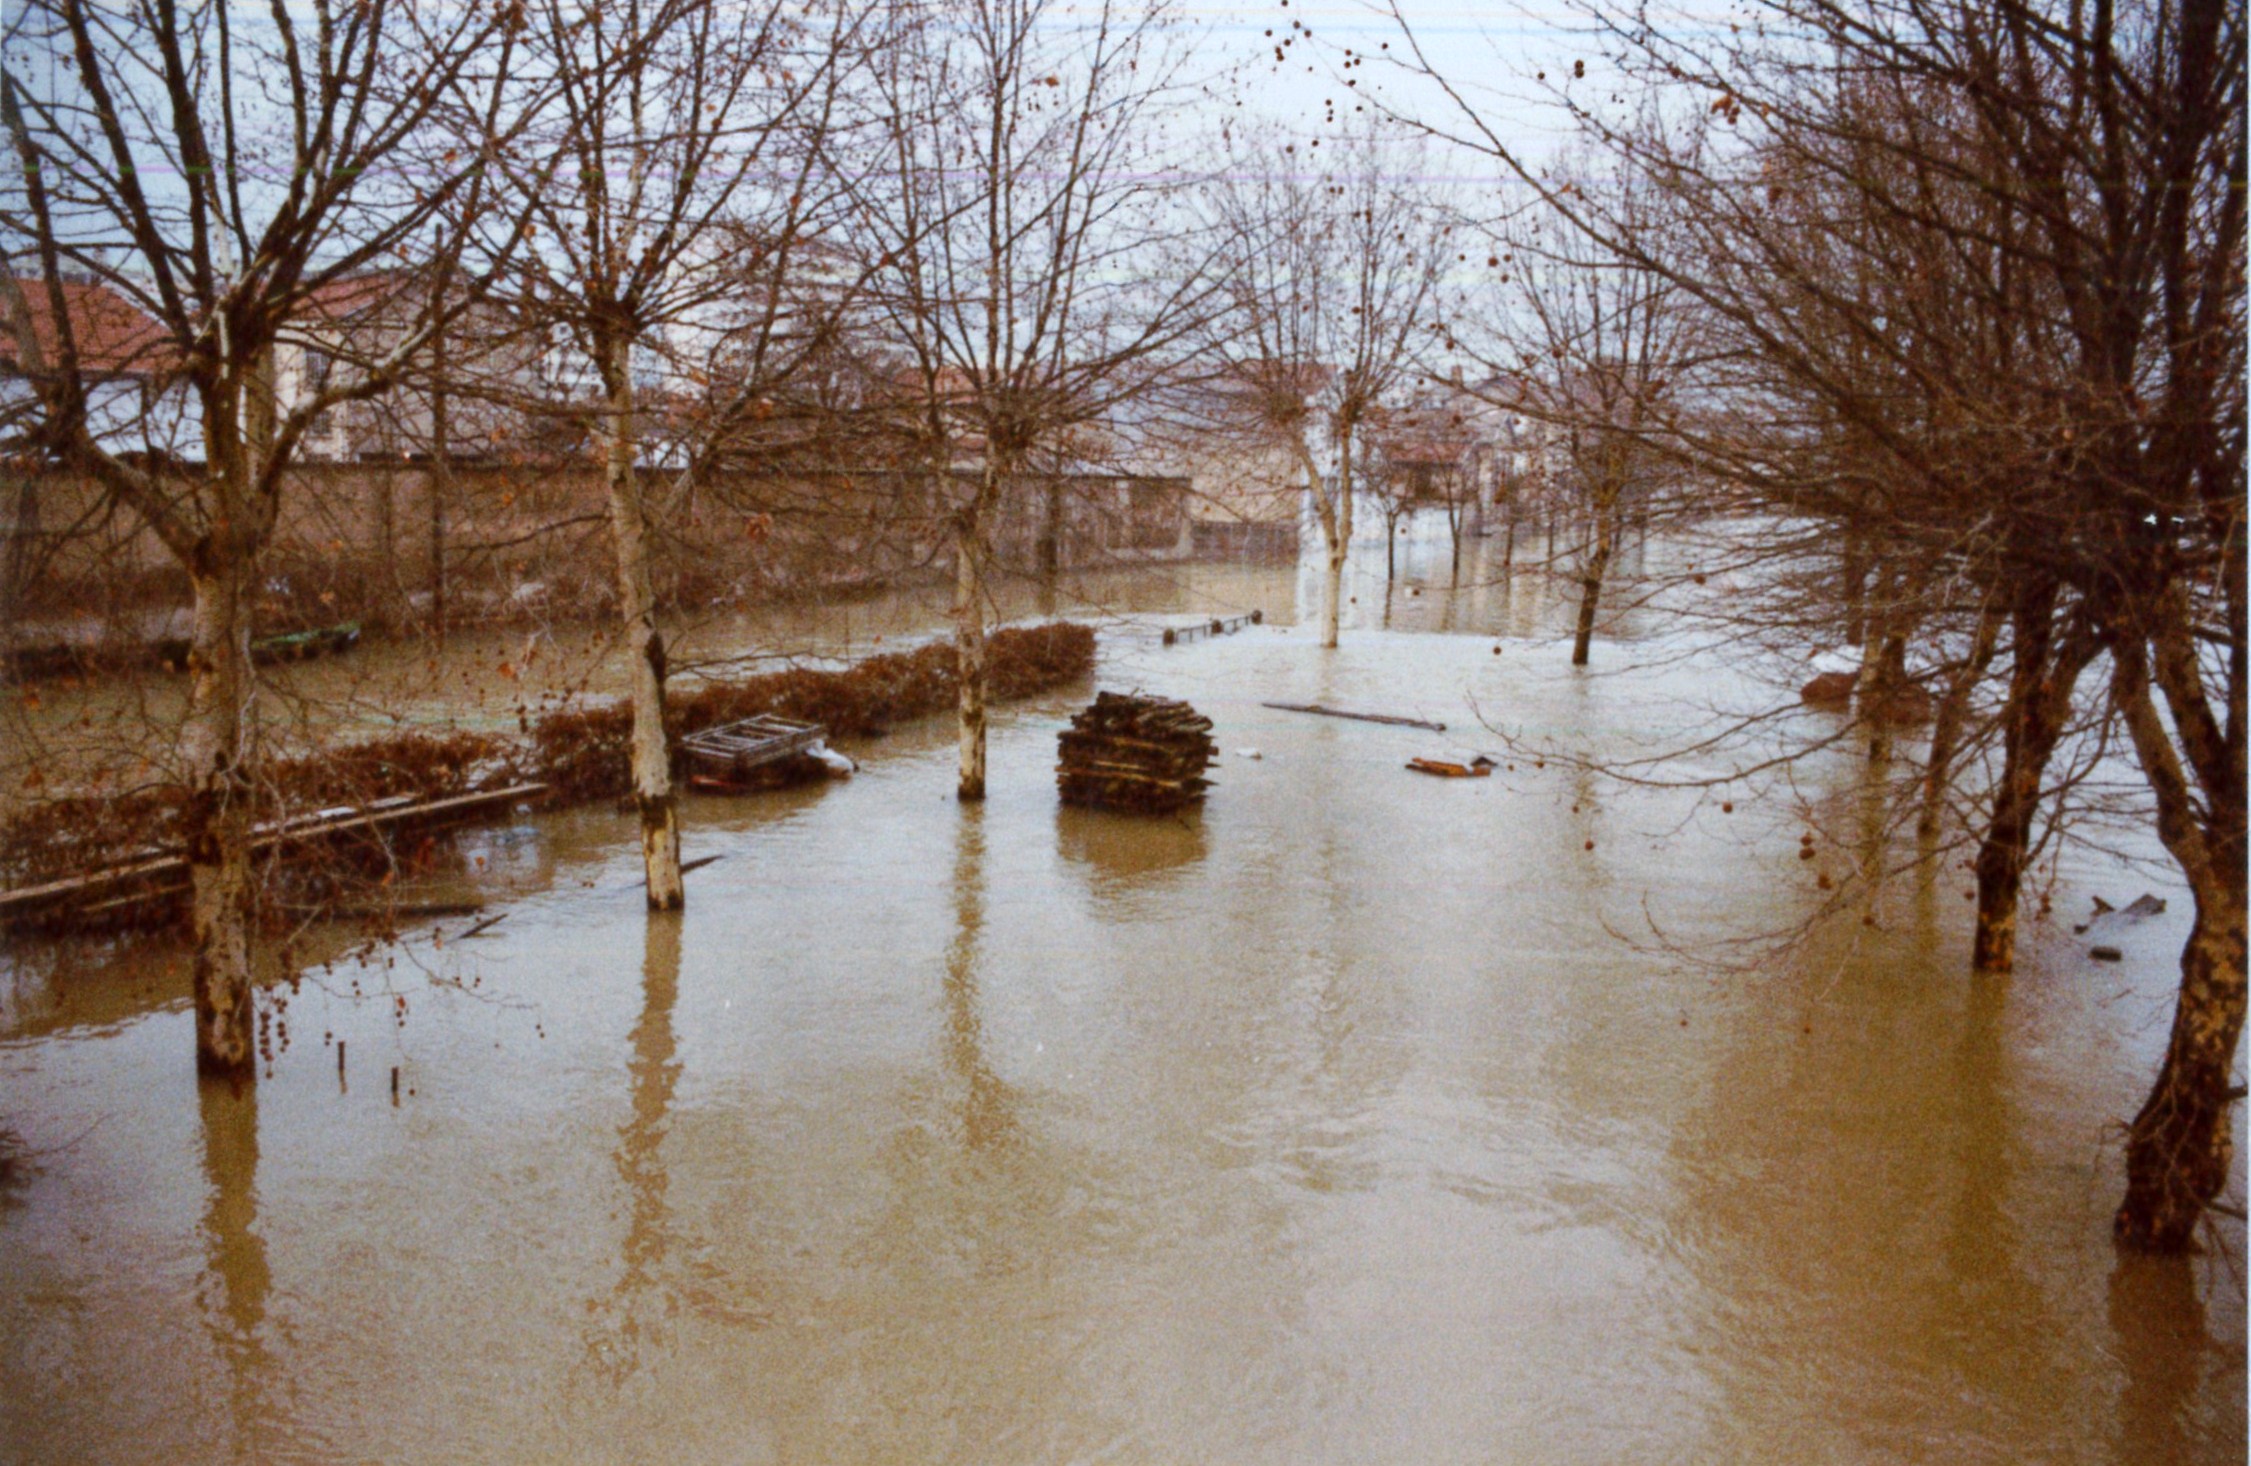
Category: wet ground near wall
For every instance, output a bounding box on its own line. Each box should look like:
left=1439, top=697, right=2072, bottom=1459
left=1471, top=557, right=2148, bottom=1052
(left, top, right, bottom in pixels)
left=1, top=519, right=2244, bottom=1463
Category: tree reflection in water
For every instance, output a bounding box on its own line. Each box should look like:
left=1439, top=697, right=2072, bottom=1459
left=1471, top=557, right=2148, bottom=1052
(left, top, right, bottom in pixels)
left=2109, top=1255, right=2221, bottom=1465
left=583, top=910, right=683, bottom=1382
left=197, top=1075, right=275, bottom=1461
left=947, top=803, right=1019, bottom=1155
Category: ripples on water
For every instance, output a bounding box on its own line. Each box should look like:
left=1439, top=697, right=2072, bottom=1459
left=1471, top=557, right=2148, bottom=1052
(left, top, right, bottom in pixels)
left=2, top=527, right=2243, bottom=1463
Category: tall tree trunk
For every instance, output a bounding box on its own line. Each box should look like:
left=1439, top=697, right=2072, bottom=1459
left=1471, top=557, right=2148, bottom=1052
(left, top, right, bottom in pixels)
left=1299, top=437, right=1349, bottom=650
left=953, top=503, right=989, bottom=801
left=182, top=545, right=258, bottom=1077
left=2116, top=884, right=2247, bottom=1252
left=1857, top=579, right=1909, bottom=767
left=1920, top=597, right=2003, bottom=839
left=602, top=340, right=683, bottom=911
left=0, top=474, right=31, bottom=659
left=1842, top=531, right=1867, bottom=648
left=2110, top=623, right=2248, bottom=1253
left=1321, top=525, right=1348, bottom=648
left=429, top=361, right=449, bottom=647
left=1570, top=510, right=1614, bottom=667
left=182, top=369, right=275, bottom=1080
left=1971, top=589, right=2095, bottom=973
left=1037, top=476, right=1062, bottom=590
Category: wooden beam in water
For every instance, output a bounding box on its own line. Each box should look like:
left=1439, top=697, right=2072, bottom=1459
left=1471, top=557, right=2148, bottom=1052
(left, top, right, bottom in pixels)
left=0, top=782, right=549, bottom=927
left=1260, top=702, right=1447, bottom=733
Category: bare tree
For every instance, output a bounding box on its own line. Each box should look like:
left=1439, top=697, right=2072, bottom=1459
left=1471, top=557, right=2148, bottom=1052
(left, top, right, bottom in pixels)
left=0, top=0, right=543, bottom=1077
left=1204, top=122, right=1449, bottom=649
left=501, top=0, right=866, bottom=907
left=1385, top=0, right=2244, bottom=1249
left=1467, top=176, right=1691, bottom=665
left=849, top=0, right=1217, bottom=799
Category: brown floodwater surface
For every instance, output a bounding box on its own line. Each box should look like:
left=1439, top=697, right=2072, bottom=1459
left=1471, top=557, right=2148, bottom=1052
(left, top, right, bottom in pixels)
left=2, top=530, right=2243, bottom=1463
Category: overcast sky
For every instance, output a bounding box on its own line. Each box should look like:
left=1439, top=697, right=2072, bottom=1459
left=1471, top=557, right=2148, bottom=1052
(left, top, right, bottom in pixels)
left=1174, top=0, right=1598, bottom=162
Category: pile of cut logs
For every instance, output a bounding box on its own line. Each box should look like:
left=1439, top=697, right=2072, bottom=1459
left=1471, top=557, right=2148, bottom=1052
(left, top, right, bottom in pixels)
left=1056, top=692, right=1215, bottom=814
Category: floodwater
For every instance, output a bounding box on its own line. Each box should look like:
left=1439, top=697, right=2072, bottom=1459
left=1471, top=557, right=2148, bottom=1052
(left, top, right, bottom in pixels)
left=2, top=521, right=2243, bottom=1463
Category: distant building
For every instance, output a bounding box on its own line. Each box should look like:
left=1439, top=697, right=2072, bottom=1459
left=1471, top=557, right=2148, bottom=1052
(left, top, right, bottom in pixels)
left=277, top=274, right=550, bottom=465
left=0, top=276, right=198, bottom=460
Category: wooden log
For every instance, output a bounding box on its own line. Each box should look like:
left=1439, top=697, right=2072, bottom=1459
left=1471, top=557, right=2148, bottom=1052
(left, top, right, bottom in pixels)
left=1261, top=701, right=1446, bottom=732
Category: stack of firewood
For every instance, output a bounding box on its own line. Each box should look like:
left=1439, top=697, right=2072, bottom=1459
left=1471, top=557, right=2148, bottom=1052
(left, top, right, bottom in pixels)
left=1056, top=692, right=1216, bottom=814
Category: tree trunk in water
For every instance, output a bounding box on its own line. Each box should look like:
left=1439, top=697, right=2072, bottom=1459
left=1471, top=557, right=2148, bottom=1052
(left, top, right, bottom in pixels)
left=1842, top=533, right=1866, bottom=648
left=182, top=556, right=258, bottom=1077
left=2109, top=618, right=2249, bottom=1253
left=1037, top=477, right=1062, bottom=590
left=1302, top=439, right=1350, bottom=650
left=2116, top=890, right=2247, bottom=1252
left=1860, top=621, right=1907, bottom=767
left=1320, top=517, right=1348, bottom=648
left=1570, top=519, right=1613, bottom=667
left=953, top=511, right=989, bottom=801
left=602, top=349, right=683, bottom=911
left=1971, top=591, right=2093, bottom=973
left=1920, top=599, right=2003, bottom=839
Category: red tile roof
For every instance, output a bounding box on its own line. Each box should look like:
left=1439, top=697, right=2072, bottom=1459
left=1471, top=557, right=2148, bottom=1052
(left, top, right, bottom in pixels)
left=0, top=278, right=175, bottom=375
left=299, top=270, right=411, bottom=320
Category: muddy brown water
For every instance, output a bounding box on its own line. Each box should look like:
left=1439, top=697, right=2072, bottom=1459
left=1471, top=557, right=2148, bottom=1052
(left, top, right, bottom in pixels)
left=2, top=529, right=2243, bottom=1463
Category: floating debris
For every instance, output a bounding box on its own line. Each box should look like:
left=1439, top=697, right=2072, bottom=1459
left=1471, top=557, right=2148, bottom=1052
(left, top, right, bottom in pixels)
left=1800, top=671, right=1856, bottom=706
left=1799, top=666, right=1932, bottom=723
left=1406, top=756, right=1494, bottom=779
left=2074, top=892, right=2168, bottom=935
left=683, top=714, right=836, bottom=794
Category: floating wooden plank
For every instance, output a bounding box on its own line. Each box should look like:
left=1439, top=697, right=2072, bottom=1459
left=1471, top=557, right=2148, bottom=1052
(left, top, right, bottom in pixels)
left=0, top=782, right=548, bottom=927
left=1262, top=701, right=1447, bottom=733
